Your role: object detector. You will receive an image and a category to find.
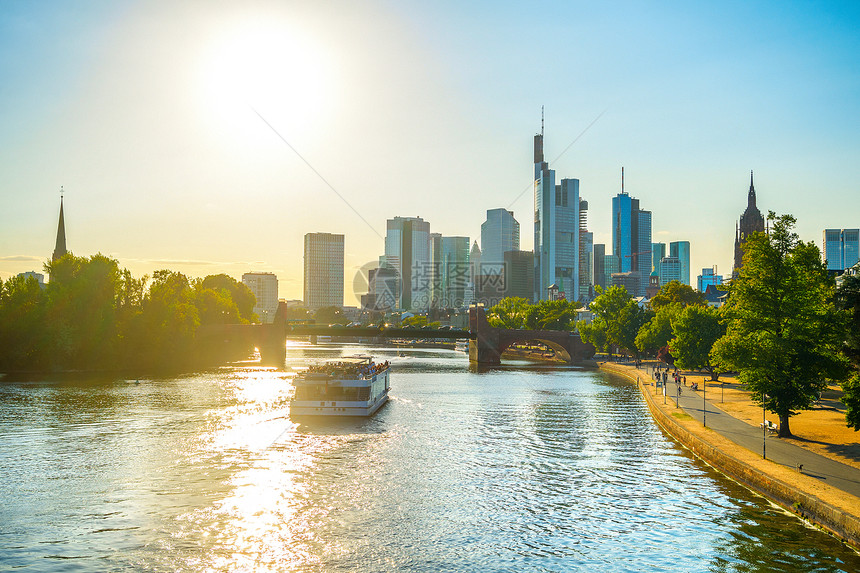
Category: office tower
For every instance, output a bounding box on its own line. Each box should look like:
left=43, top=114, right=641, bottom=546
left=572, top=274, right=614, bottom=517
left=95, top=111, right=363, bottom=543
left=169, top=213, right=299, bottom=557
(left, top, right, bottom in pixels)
left=611, top=170, right=651, bottom=296
left=504, top=250, right=535, bottom=301
left=697, top=267, right=723, bottom=292
left=242, top=272, right=279, bottom=323
left=429, top=233, right=443, bottom=309
left=659, top=256, right=683, bottom=284
left=652, top=242, right=666, bottom=284
left=481, top=208, right=520, bottom=275
left=469, top=240, right=482, bottom=306
left=604, top=254, right=620, bottom=290
left=441, top=236, right=471, bottom=308
left=533, top=122, right=581, bottom=301
left=733, top=171, right=765, bottom=277
left=367, top=267, right=398, bottom=311
left=52, top=192, right=67, bottom=262
left=303, top=233, right=344, bottom=309
left=579, top=199, right=593, bottom=301
left=593, top=244, right=606, bottom=291
left=823, top=229, right=860, bottom=272
left=669, top=241, right=691, bottom=286
left=382, top=216, right=431, bottom=311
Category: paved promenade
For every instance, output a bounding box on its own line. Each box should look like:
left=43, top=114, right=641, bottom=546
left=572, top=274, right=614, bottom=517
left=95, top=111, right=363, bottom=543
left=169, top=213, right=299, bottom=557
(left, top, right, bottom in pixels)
left=626, top=363, right=860, bottom=499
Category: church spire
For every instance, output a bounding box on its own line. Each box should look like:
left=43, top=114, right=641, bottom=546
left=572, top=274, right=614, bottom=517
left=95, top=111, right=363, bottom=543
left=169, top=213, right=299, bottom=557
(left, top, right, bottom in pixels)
left=52, top=187, right=67, bottom=262
left=748, top=170, right=756, bottom=208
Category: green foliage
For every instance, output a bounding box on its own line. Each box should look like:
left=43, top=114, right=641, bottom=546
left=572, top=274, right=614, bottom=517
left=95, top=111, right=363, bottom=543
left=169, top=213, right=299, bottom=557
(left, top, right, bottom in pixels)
left=524, top=299, right=582, bottom=331
left=635, top=302, right=683, bottom=354
left=649, top=280, right=706, bottom=311
left=669, top=304, right=726, bottom=380
left=486, top=297, right=530, bottom=329
left=712, top=213, right=850, bottom=437
left=314, top=305, right=349, bottom=325
left=835, top=263, right=860, bottom=429
left=0, top=258, right=261, bottom=373
left=401, top=315, right=441, bottom=328
left=578, top=285, right=652, bottom=357
left=485, top=297, right=580, bottom=331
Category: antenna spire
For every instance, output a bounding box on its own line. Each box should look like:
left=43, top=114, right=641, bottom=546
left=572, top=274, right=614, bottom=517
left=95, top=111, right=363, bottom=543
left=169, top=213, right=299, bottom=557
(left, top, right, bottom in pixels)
left=541, top=105, right=544, bottom=138
left=622, top=166, right=625, bottom=194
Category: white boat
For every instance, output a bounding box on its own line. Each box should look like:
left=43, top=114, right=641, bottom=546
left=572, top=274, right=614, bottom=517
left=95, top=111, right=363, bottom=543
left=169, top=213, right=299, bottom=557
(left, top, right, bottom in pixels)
left=290, top=355, right=391, bottom=417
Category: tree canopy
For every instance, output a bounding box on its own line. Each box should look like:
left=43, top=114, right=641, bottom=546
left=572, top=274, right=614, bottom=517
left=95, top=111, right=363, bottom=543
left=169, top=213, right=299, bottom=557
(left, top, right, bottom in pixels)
left=578, top=285, right=652, bottom=358
left=649, top=280, right=706, bottom=311
left=835, top=263, right=860, bottom=430
left=485, top=297, right=581, bottom=331
left=0, top=255, right=260, bottom=373
left=669, top=304, right=726, bottom=381
left=712, top=213, right=849, bottom=437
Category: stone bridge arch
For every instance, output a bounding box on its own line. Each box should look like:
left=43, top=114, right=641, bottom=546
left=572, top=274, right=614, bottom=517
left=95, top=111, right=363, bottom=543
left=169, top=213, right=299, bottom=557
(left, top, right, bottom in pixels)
left=468, top=304, right=594, bottom=366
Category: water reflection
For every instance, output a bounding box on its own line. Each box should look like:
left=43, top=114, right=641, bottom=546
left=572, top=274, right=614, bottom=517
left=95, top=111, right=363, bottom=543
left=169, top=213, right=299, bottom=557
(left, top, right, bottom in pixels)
left=1, top=347, right=859, bottom=571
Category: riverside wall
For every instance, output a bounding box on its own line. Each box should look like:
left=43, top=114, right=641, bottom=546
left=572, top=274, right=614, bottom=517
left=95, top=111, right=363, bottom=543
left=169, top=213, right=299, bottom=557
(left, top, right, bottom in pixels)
left=600, top=362, right=860, bottom=551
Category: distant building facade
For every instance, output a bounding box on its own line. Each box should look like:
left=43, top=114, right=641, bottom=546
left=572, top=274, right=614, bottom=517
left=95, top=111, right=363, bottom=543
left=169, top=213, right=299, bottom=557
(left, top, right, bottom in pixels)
left=669, top=241, right=691, bottom=286
left=481, top=208, right=519, bottom=275
left=697, top=267, right=723, bottom=292
left=504, top=250, right=534, bottom=301
left=593, top=244, right=607, bottom=291
left=242, top=272, right=279, bottom=323
left=733, top=171, right=765, bottom=278
left=611, top=174, right=651, bottom=297
left=651, top=242, right=666, bottom=285
left=659, top=256, right=682, bottom=284
left=823, top=228, right=860, bottom=273
left=533, top=126, right=583, bottom=301
left=442, top=236, right=471, bottom=308
left=303, top=232, right=344, bottom=309
left=381, top=216, right=431, bottom=311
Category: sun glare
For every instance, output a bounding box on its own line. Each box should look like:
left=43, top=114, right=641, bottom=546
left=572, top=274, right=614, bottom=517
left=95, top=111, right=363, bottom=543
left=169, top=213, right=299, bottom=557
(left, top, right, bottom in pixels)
left=199, top=18, right=336, bottom=146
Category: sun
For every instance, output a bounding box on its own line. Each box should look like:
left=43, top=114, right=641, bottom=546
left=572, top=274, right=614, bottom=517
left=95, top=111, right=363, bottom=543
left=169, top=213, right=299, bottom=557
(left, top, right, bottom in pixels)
left=198, top=17, right=336, bottom=145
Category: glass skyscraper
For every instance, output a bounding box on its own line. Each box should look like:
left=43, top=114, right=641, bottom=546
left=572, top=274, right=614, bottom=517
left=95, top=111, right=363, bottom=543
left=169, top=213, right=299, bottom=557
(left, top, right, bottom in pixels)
left=480, top=208, right=520, bottom=275
left=611, top=182, right=651, bottom=297
left=823, top=229, right=860, bottom=272
left=382, top=216, right=431, bottom=311
left=533, top=129, right=581, bottom=301
left=669, top=241, right=691, bottom=286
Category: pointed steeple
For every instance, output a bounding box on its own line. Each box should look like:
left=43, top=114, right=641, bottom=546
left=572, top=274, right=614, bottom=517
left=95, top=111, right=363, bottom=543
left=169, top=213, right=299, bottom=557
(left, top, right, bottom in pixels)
left=748, top=170, right=756, bottom=208
left=52, top=188, right=67, bottom=262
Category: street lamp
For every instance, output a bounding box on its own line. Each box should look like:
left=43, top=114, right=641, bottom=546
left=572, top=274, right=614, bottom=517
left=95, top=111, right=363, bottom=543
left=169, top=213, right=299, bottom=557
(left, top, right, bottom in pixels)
left=703, top=379, right=707, bottom=427
left=763, top=393, right=767, bottom=460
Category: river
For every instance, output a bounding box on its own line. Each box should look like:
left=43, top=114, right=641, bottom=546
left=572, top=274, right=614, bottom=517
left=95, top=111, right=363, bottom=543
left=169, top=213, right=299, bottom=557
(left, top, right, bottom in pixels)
left=1, top=343, right=858, bottom=571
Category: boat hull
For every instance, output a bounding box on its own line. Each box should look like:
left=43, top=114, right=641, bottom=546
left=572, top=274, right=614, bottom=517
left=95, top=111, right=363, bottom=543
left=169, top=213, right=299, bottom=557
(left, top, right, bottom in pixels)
left=290, top=391, right=389, bottom=417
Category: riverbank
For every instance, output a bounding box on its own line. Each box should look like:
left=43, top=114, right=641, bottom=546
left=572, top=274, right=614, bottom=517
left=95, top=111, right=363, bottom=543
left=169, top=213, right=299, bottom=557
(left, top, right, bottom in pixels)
left=600, top=361, right=860, bottom=551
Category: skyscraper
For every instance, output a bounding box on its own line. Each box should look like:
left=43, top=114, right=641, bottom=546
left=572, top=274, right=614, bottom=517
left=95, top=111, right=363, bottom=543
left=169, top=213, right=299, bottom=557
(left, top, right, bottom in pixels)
left=382, top=216, right=431, bottom=311
left=823, top=229, right=860, bottom=272
left=593, top=244, right=607, bottom=291
left=669, top=241, right=691, bottom=286
left=651, top=242, right=666, bottom=284
left=441, top=236, right=470, bottom=308
left=579, top=199, right=593, bottom=301
left=733, top=171, right=765, bottom=277
left=697, top=267, right=723, bottom=292
left=242, top=272, right=279, bottom=323
left=533, top=122, right=581, bottom=301
left=52, top=191, right=67, bottom=262
left=611, top=171, right=651, bottom=297
left=480, top=208, right=520, bottom=275
left=303, top=233, right=344, bottom=309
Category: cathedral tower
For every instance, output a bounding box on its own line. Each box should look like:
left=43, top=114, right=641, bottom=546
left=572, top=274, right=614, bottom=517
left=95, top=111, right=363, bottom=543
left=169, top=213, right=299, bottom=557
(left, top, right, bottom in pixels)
left=732, top=171, right=765, bottom=277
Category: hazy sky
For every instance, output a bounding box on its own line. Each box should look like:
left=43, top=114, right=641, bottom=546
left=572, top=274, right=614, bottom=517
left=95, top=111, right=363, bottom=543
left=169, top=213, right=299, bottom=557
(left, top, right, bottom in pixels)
left=2, top=0, right=858, bottom=305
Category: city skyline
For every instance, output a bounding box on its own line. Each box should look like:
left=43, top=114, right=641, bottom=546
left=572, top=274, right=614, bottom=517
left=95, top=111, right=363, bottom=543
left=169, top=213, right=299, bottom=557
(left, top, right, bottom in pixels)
left=2, top=2, right=859, bottom=305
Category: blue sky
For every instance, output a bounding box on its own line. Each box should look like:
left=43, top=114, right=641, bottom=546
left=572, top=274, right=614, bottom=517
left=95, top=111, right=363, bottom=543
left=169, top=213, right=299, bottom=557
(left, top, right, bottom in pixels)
left=1, top=0, right=858, bottom=304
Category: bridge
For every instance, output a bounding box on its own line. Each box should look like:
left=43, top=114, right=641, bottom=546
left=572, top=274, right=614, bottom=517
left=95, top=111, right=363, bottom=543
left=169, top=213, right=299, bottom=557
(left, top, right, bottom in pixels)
left=467, top=304, right=595, bottom=365
left=196, top=303, right=594, bottom=366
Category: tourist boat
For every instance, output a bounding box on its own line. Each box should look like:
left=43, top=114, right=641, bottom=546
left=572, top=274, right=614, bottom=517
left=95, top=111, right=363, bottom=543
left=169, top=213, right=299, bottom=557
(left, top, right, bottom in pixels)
left=290, top=355, right=391, bottom=417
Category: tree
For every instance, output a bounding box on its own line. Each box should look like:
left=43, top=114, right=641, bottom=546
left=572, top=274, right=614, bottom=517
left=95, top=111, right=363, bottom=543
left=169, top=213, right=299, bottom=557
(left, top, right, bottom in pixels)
left=579, top=285, right=650, bottom=357
left=0, top=273, right=48, bottom=369
left=196, top=274, right=257, bottom=323
left=635, top=302, right=683, bottom=356
left=712, top=213, right=849, bottom=437
left=524, top=299, right=582, bottom=331
left=314, top=305, right=349, bottom=325
left=835, top=263, right=860, bottom=429
left=669, top=304, right=726, bottom=381
left=649, top=280, right=706, bottom=311
left=486, top=297, right=530, bottom=329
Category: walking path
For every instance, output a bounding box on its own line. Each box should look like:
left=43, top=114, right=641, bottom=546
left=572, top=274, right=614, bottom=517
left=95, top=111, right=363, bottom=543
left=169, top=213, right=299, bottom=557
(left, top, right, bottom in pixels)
left=599, top=361, right=860, bottom=548
left=644, top=370, right=860, bottom=498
